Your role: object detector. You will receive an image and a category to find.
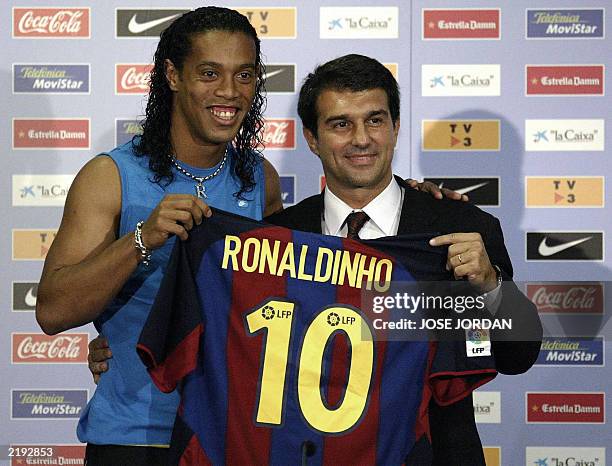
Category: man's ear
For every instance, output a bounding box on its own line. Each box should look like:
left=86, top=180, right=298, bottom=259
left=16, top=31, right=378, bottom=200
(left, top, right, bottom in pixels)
left=302, top=127, right=320, bottom=157
left=393, top=118, right=400, bottom=142
left=165, top=59, right=179, bottom=91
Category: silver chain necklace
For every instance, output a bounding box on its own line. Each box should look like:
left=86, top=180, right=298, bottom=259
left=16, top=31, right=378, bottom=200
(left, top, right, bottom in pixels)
left=169, top=148, right=227, bottom=199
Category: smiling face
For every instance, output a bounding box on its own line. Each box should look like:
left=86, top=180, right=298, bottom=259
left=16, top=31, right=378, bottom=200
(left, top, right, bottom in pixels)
left=166, top=30, right=257, bottom=150
left=303, top=88, right=399, bottom=202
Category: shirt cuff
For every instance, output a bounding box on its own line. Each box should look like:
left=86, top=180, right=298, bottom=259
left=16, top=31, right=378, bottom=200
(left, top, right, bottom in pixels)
left=482, top=285, right=502, bottom=315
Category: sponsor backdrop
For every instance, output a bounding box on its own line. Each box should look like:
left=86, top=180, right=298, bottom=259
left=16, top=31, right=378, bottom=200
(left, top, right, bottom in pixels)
left=1, top=1, right=610, bottom=465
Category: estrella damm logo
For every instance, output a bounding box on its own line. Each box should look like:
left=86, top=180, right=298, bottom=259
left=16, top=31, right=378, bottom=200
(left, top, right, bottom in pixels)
left=525, top=177, right=604, bottom=207
left=526, top=65, right=604, bottom=95
left=235, top=8, right=296, bottom=38
left=526, top=392, right=605, bottom=423
left=422, top=9, right=500, bottom=40
left=10, top=445, right=86, bottom=466
left=13, top=118, right=90, bottom=149
left=422, top=120, right=500, bottom=151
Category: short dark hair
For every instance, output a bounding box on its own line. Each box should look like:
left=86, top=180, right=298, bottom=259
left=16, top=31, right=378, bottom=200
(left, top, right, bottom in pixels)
left=135, top=6, right=266, bottom=199
left=297, top=54, right=400, bottom=137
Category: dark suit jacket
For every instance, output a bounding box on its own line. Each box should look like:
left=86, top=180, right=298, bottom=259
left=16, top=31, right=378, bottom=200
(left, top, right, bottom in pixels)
left=266, top=176, right=542, bottom=465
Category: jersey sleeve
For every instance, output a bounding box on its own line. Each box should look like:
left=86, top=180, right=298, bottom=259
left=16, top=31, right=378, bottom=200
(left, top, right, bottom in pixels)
left=427, top=340, right=497, bottom=405
left=137, top=239, right=204, bottom=393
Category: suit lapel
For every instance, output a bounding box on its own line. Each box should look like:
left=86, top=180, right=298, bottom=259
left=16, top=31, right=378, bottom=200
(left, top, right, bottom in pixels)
left=301, top=194, right=323, bottom=234
left=395, top=175, right=439, bottom=234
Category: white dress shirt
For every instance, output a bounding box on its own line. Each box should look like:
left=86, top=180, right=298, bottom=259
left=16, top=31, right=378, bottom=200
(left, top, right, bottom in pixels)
left=321, top=177, right=501, bottom=312
left=322, top=177, right=403, bottom=239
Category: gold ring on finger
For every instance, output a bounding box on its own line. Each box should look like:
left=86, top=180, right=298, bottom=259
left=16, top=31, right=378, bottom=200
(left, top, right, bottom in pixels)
left=458, top=254, right=463, bottom=263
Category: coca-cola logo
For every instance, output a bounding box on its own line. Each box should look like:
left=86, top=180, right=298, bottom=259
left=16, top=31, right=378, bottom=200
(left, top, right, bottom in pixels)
left=261, top=119, right=296, bottom=149
left=13, top=8, right=90, bottom=38
left=12, top=333, right=88, bottom=363
left=116, top=64, right=152, bottom=94
left=527, top=283, right=603, bottom=314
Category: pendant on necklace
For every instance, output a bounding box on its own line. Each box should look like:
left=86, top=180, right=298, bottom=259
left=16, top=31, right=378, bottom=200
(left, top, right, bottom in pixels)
left=195, top=179, right=206, bottom=199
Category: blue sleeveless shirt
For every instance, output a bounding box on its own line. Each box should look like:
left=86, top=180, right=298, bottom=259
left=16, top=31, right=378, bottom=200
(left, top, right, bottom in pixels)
left=77, top=140, right=265, bottom=445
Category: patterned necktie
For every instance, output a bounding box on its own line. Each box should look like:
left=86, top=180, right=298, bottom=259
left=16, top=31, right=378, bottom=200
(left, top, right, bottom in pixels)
left=344, top=211, right=370, bottom=240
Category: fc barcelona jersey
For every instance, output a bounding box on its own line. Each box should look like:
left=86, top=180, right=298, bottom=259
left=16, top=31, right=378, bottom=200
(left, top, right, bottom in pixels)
left=137, top=209, right=496, bottom=465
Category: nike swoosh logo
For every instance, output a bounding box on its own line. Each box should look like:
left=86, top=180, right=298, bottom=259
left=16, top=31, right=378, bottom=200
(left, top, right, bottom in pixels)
left=25, top=286, right=37, bottom=307
left=455, top=182, right=489, bottom=195
left=538, top=236, right=592, bottom=257
left=437, top=181, right=489, bottom=195
left=264, top=69, right=286, bottom=79
left=128, top=14, right=182, bottom=34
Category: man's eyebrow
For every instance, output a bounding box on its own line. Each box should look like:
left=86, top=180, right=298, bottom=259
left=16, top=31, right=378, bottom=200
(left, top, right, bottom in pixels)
left=324, top=113, right=350, bottom=125
left=196, top=61, right=256, bottom=69
left=324, top=109, right=389, bottom=125
left=365, top=109, right=389, bottom=119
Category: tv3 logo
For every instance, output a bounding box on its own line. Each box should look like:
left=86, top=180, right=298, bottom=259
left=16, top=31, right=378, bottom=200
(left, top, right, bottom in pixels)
left=450, top=122, right=473, bottom=147
left=555, top=179, right=577, bottom=203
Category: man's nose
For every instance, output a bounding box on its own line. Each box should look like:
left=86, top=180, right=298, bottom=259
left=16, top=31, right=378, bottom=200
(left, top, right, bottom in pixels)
left=351, top=122, right=371, bottom=147
left=215, top=75, right=239, bottom=99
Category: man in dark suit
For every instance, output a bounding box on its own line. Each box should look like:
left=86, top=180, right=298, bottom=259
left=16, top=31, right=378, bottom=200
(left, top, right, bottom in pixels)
left=265, top=54, right=542, bottom=465
left=89, top=53, right=541, bottom=465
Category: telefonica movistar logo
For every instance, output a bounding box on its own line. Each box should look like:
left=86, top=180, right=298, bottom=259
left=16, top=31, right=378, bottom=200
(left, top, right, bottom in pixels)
left=13, top=64, right=89, bottom=94
left=115, top=119, right=142, bottom=146
left=527, top=9, right=604, bottom=39
left=11, top=390, right=88, bottom=419
left=536, top=337, right=604, bottom=366
left=280, top=176, right=296, bottom=205
left=320, top=7, right=398, bottom=39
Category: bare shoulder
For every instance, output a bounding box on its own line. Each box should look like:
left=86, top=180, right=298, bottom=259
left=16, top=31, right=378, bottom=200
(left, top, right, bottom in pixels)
left=44, top=155, right=122, bottom=268
left=262, top=157, right=283, bottom=217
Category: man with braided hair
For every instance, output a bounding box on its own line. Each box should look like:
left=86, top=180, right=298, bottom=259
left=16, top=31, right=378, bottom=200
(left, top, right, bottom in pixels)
left=38, top=7, right=459, bottom=465
left=36, top=7, right=281, bottom=465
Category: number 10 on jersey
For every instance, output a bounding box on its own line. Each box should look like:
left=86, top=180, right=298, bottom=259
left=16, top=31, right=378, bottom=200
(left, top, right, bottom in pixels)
left=245, top=299, right=375, bottom=434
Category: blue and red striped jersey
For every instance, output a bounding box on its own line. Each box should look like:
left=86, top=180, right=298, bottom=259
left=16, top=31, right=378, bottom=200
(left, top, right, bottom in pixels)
left=138, top=209, right=496, bottom=465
